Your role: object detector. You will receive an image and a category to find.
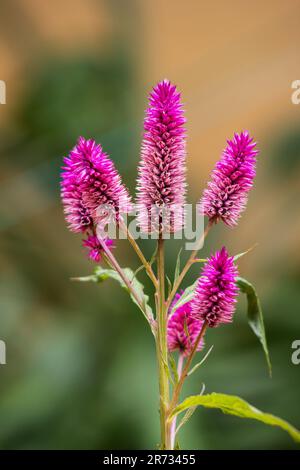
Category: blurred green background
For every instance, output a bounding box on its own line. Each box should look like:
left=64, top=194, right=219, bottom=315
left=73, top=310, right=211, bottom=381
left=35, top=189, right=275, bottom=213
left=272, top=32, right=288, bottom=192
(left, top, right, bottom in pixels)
left=0, top=0, right=300, bottom=450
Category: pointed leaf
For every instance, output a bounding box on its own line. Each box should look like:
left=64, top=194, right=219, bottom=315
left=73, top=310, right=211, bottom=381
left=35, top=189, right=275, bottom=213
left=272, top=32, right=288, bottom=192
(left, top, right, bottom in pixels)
left=192, top=258, right=207, bottom=264
left=234, top=244, right=258, bottom=262
left=170, top=281, right=197, bottom=314
left=166, top=276, right=172, bottom=297
left=149, top=245, right=158, bottom=266
left=131, top=264, right=145, bottom=281
left=187, top=345, right=214, bottom=376
left=174, top=248, right=182, bottom=285
left=175, top=405, right=198, bottom=436
left=175, top=384, right=205, bottom=437
left=171, top=393, right=300, bottom=443
left=169, top=355, right=179, bottom=385
left=237, top=276, right=272, bottom=377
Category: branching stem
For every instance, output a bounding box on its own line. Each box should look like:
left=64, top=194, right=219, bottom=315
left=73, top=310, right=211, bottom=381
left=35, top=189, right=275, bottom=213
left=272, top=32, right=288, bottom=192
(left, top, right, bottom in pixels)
left=119, top=219, right=158, bottom=288
left=99, top=237, right=154, bottom=326
left=167, top=321, right=208, bottom=423
left=166, top=220, right=213, bottom=312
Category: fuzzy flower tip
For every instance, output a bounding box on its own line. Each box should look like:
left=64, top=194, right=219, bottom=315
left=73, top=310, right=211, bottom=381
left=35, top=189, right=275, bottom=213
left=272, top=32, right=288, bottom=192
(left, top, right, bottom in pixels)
left=200, top=131, right=258, bottom=227
left=136, top=80, right=186, bottom=233
left=83, top=235, right=114, bottom=263
left=167, top=293, right=205, bottom=356
left=61, top=137, right=131, bottom=232
left=191, top=247, right=238, bottom=328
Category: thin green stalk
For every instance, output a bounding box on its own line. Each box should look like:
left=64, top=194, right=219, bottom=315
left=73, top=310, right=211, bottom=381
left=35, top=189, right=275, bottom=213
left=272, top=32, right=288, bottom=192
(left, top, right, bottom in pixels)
left=156, top=234, right=170, bottom=449
left=167, top=321, right=208, bottom=420
left=98, top=237, right=153, bottom=325
left=119, top=219, right=158, bottom=288
left=169, top=353, right=184, bottom=449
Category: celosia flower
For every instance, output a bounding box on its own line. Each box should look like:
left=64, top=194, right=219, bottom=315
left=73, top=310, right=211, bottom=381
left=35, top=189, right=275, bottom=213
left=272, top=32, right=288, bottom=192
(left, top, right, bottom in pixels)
left=167, top=292, right=205, bottom=356
left=192, top=247, right=238, bottom=328
left=61, top=152, right=93, bottom=233
left=61, top=137, right=131, bottom=232
left=136, top=80, right=186, bottom=233
left=82, top=235, right=114, bottom=263
left=200, top=131, right=258, bottom=226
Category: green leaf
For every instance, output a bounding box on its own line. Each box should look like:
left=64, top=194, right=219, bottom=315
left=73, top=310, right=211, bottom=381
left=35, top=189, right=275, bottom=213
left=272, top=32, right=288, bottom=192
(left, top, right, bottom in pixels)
left=131, top=264, right=145, bottom=281
left=234, top=243, right=258, bottom=262
left=187, top=345, right=214, bottom=376
left=175, top=405, right=198, bottom=436
left=149, top=245, right=158, bottom=267
left=166, top=276, right=172, bottom=298
left=170, top=281, right=197, bottom=315
left=169, top=355, right=179, bottom=385
left=237, top=276, right=272, bottom=377
left=73, top=266, right=153, bottom=321
left=171, top=393, right=300, bottom=443
left=174, top=248, right=182, bottom=285
left=192, top=258, right=207, bottom=264
left=175, top=384, right=205, bottom=438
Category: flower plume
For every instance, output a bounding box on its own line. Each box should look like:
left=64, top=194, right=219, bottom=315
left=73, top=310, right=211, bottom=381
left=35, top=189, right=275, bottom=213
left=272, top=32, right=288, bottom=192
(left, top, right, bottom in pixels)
left=200, top=131, right=258, bottom=226
left=136, top=80, right=186, bottom=233
left=167, top=293, right=205, bottom=356
left=61, top=137, right=131, bottom=232
left=191, top=247, right=238, bottom=328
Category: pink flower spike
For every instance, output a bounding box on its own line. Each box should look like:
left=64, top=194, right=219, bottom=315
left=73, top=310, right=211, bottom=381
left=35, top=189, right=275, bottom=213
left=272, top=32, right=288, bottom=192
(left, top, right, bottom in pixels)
left=167, top=293, right=205, bottom=356
left=136, top=80, right=187, bottom=233
left=200, top=131, right=258, bottom=227
left=61, top=137, right=132, bottom=233
left=191, top=247, right=239, bottom=328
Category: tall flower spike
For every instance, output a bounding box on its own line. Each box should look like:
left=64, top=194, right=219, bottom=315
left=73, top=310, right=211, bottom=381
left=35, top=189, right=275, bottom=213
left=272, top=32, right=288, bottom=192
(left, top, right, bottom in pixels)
left=191, top=247, right=238, bottom=328
left=136, top=80, right=186, bottom=233
left=200, top=131, right=258, bottom=227
left=167, top=292, right=205, bottom=356
left=61, top=137, right=132, bottom=232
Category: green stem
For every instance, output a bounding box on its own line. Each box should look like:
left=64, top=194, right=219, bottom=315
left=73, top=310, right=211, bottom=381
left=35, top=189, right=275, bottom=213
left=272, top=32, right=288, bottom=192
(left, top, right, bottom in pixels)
left=156, top=235, right=170, bottom=449
left=166, top=220, right=213, bottom=312
left=119, top=219, right=158, bottom=288
left=169, top=353, right=184, bottom=449
left=167, top=321, right=208, bottom=418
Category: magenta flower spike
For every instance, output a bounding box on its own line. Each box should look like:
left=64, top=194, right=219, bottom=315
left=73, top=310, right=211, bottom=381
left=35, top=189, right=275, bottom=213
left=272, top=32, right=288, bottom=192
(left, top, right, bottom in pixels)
left=61, top=148, right=93, bottom=233
left=136, top=80, right=186, bottom=233
left=83, top=235, right=114, bottom=263
left=61, top=137, right=132, bottom=232
left=200, top=131, right=258, bottom=227
left=167, top=293, right=205, bottom=356
left=192, top=247, right=238, bottom=328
